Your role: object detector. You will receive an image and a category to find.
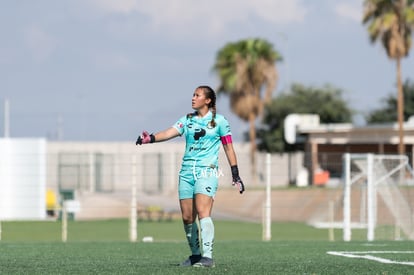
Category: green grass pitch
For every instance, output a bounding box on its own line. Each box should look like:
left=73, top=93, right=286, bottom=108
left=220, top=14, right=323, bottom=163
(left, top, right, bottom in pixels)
left=0, top=219, right=413, bottom=274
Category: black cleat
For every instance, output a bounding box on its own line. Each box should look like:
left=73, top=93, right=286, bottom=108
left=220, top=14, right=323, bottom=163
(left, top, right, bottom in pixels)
left=180, top=255, right=202, bottom=267
left=193, top=257, right=215, bottom=268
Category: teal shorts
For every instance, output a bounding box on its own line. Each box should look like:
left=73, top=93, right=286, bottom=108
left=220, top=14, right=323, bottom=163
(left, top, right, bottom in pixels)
left=178, top=166, right=219, bottom=199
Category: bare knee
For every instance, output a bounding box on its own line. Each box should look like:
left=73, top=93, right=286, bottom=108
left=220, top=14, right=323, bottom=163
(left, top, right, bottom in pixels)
left=180, top=198, right=197, bottom=224
left=181, top=213, right=194, bottom=224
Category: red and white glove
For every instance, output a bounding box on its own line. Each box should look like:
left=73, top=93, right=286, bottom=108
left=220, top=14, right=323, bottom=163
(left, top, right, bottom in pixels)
left=231, top=165, right=245, bottom=194
left=135, top=131, right=155, bottom=145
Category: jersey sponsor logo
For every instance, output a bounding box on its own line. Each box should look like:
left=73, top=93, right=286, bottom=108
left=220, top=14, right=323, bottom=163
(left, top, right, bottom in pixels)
left=194, top=128, right=206, bottom=140
left=189, top=145, right=207, bottom=152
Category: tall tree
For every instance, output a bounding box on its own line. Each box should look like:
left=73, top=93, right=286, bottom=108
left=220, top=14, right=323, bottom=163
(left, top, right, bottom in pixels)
left=213, top=38, right=281, bottom=176
left=257, top=83, right=353, bottom=153
left=366, top=79, right=414, bottom=123
left=362, top=0, right=414, bottom=155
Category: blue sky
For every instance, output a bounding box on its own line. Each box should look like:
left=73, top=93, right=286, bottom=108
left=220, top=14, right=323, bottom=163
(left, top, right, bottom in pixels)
left=1, top=0, right=413, bottom=141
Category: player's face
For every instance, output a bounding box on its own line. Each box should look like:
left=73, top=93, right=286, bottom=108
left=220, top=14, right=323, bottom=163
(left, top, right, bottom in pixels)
left=192, top=89, right=211, bottom=110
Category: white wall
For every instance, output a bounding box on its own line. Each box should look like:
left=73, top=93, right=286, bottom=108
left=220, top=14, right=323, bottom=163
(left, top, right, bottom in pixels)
left=0, top=138, right=46, bottom=220
left=46, top=141, right=303, bottom=194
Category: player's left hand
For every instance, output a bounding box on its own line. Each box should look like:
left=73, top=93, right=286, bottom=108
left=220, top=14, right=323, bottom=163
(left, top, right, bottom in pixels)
left=232, top=176, right=245, bottom=194
left=231, top=165, right=245, bottom=194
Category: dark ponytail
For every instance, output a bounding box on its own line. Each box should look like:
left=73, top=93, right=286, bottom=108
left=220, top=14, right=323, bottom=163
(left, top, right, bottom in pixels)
left=198, top=85, right=217, bottom=127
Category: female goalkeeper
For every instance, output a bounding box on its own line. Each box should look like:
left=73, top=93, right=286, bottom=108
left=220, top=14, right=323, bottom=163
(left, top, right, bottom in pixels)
left=136, top=85, right=245, bottom=268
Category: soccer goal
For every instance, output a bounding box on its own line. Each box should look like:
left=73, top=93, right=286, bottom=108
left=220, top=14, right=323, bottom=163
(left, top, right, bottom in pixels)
left=343, top=153, right=414, bottom=241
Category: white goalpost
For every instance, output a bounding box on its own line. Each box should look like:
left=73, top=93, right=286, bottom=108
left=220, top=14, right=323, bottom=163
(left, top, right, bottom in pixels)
left=129, top=155, right=138, bottom=242
left=343, top=153, right=414, bottom=241
left=263, top=153, right=272, bottom=241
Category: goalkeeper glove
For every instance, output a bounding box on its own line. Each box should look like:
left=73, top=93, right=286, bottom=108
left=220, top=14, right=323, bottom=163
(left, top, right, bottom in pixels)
left=135, top=131, right=155, bottom=145
left=231, top=165, right=245, bottom=194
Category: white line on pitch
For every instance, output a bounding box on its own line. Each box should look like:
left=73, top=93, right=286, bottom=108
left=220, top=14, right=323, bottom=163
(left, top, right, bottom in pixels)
left=327, top=251, right=414, bottom=266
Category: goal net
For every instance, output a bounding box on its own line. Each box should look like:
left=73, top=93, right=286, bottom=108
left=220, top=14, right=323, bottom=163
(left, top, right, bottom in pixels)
left=343, top=153, right=414, bottom=241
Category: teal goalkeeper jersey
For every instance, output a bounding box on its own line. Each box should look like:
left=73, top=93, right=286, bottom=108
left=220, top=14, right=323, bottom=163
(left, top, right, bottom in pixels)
left=173, top=111, right=232, bottom=168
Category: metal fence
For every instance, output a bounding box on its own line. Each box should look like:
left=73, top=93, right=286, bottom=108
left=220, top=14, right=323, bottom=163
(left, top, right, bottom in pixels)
left=1, top=140, right=414, bottom=242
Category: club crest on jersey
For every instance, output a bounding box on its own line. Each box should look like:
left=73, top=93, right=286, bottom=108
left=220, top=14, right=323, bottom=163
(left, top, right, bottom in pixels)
left=177, top=122, right=184, bottom=129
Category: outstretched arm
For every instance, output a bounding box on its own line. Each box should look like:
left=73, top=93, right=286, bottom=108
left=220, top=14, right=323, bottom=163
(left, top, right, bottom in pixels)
left=153, top=127, right=181, bottom=142
left=136, top=127, right=180, bottom=145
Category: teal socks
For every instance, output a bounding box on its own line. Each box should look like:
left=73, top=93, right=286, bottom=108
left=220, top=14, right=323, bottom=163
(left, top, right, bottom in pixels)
left=199, top=217, right=214, bottom=258
left=183, top=222, right=200, bottom=255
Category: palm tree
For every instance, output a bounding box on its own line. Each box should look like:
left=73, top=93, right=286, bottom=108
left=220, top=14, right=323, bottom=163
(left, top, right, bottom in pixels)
left=213, top=38, right=282, bottom=177
left=363, top=0, right=414, bottom=155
